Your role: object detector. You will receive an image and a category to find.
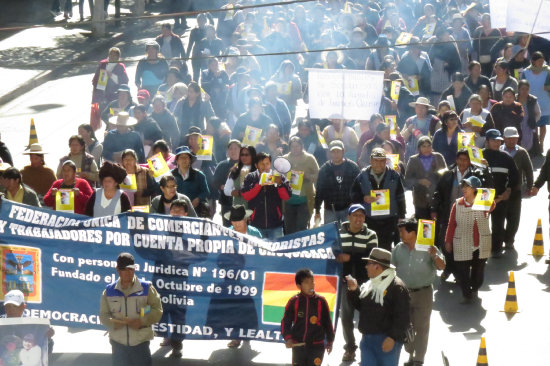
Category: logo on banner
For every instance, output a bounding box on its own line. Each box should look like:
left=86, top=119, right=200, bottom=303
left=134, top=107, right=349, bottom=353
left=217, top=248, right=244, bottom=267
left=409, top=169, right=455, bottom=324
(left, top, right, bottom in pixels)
left=261, top=272, right=338, bottom=326
left=1, top=245, right=42, bottom=303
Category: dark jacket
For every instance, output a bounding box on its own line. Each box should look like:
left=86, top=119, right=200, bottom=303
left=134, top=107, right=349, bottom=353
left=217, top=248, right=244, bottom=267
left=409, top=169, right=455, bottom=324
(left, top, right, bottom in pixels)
left=465, top=75, right=492, bottom=95
left=102, top=130, right=145, bottom=164
left=489, top=102, right=524, bottom=141
left=155, top=33, right=185, bottom=59
left=314, top=159, right=360, bottom=212
left=432, top=128, right=464, bottom=166
left=397, top=51, right=432, bottom=97
left=281, top=293, right=335, bottom=346
left=134, top=117, right=163, bottom=145
left=404, top=152, right=447, bottom=210
left=340, top=222, right=378, bottom=285
left=241, top=170, right=291, bottom=229
left=483, top=148, right=521, bottom=195
left=0, top=141, right=13, bottom=166
left=440, top=85, right=473, bottom=115
left=213, top=158, right=238, bottom=206
left=535, top=148, right=550, bottom=197
left=171, top=168, right=210, bottom=202
left=348, top=276, right=410, bottom=341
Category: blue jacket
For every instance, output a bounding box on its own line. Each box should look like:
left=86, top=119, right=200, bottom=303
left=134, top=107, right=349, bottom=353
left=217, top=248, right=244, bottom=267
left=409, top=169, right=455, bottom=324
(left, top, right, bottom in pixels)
left=102, top=130, right=145, bottom=163
left=432, top=128, right=464, bottom=166
left=171, top=168, right=210, bottom=202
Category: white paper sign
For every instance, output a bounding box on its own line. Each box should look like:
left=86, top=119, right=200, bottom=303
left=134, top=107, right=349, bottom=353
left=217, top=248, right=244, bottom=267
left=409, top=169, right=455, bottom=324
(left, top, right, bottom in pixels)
left=489, top=0, right=508, bottom=29
left=307, top=69, right=385, bottom=120
left=506, top=0, right=550, bottom=40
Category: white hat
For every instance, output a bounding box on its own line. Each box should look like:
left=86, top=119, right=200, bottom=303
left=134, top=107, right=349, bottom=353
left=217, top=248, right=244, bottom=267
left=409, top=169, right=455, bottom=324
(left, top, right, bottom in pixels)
left=503, top=127, right=520, bottom=138
left=409, top=97, right=433, bottom=108
left=4, top=289, right=25, bottom=306
left=109, top=112, right=137, bottom=127
left=22, top=143, right=48, bottom=155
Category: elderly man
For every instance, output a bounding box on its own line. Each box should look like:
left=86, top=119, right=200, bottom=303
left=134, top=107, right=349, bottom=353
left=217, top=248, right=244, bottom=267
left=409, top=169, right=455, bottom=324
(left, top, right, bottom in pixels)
left=100, top=253, right=163, bottom=366
left=171, top=146, right=210, bottom=217
left=103, top=112, right=145, bottom=163
left=351, top=148, right=406, bottom=250
left=2, top=167, right=40, bottom=207
left=346, top=248, right=410, bottom=366
left=315, top=140, right=360, bottom=224
left=500, top=127, right=534, bottom=248
left=393, top=219, right=445, bottom=366
left=338, top=204, right=378, bottom=362
left=483, top=129, right=520, bottom=256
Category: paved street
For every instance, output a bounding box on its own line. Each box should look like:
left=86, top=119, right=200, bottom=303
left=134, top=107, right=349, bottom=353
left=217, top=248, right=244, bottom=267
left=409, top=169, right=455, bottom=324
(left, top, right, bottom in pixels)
left=1, top=7, right=550, bottom=366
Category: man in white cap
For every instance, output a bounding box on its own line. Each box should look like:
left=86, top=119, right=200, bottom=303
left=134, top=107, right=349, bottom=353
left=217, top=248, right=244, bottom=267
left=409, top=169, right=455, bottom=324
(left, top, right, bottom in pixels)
left=500, top=126, right=533, bottom=249
left=1, top=289, right=26, bottom=318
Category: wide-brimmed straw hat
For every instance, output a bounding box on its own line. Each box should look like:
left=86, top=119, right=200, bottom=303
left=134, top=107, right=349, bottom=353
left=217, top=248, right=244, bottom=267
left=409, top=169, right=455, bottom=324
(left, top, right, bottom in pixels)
left=109, top=112, right=137, bottom=127
left=23, top=143, right=48, bottom=155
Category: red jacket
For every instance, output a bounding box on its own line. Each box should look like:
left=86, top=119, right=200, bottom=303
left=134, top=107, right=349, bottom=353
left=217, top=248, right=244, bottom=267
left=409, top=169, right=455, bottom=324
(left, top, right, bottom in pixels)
left=43, top=178, right=94, bottom=215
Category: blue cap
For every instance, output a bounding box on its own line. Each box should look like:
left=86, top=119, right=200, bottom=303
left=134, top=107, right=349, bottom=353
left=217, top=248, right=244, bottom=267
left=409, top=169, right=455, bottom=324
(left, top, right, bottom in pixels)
left=174, top=146, right=195, bottom=159
left=348, top=204, right=366, bottom=215
left=461, top=176, right=481, bottom=189
left=485, top=129, right=503, bottom=141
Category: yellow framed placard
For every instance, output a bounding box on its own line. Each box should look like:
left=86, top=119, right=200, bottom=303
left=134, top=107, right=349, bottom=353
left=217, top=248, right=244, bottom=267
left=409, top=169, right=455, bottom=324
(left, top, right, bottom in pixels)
left=148, top=153, right=170, bottom=182
left=386, top=154, right=399, bottom=170
left=131, top=205, right=150, bottom=213
left=416, top=219, right=435, bottom=249
left=472, top=188, right=495, bottom=211
left=371, top=189, right=390, bottom=216
left=243, top=126, right=262, bottom=147
left=458, top=132, right=475, bottom=150
left=56, top=189, right=74, bottom=213
left=197, top=135, right=213, bottom=161
left=120, top=174, right=137, bottom=192
left=390, top=81, right=401, bottom=101
left=468, top=146, right=485, bottom=167
left=316, top=125, right=328, bottom=149
left=286, top=170, right=304, bottom=195
left=396, top=32, right=413, bottom=45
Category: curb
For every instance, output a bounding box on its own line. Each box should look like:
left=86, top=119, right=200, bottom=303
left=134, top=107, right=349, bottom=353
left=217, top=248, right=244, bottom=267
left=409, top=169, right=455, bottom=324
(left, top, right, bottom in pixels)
left=0, top=21, right=150, bottom=107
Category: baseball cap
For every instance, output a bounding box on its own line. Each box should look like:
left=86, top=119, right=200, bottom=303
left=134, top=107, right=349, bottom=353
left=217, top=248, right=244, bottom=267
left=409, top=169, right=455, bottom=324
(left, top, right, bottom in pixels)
left=370, top=147, right=387, bottom=159
left=329, top=140, right=344, bottom=151
left=503, top=127, right=520, bottom=138
left=4, top=290, right=25, bottom=306
left=137, top=89, right=150, bottom=100
left=461, top=176, right=482, bottom=189
left=348, top=203, right=366, bottom=215
left=485, top=129, right=503, bottom=141
left=116, top=252, right=136, bottom=269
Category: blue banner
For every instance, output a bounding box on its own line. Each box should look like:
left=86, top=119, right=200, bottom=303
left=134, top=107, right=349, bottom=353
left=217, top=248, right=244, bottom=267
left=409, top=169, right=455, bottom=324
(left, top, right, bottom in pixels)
left=0, top=199, right=342, bottom=342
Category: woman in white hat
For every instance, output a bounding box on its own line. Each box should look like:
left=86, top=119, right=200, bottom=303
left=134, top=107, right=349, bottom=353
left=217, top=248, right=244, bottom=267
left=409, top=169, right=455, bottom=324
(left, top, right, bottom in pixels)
left=102, top=112, right=146, bottom=164
left=21, top=143, right=57, bottom=197
left=402, top=97, right=439, bottom=160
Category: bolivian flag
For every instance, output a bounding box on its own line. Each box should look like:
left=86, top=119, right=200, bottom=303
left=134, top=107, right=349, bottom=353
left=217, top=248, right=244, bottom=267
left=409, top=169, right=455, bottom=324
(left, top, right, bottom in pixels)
left=262, top=272, right=339, bottom=326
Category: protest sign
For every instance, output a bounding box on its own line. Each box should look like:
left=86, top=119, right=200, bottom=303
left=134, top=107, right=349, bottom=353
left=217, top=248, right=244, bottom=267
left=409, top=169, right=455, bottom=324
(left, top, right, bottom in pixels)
left=148, top=153, right=170, bottom=182
left=0, top=199, right=342, bottom=342
left=196, top=135, right=214, bottom=161
left=0, top=318, right=51, bottom=365
left=120, top=174, right=137, bottom=192
left=308, top=69, right=384, bottom=120
left=458, top=132, right=475, bottom=150
left=370, top=189, right=390, bottom=216
left=386, top=154, right=399, bottom=170
left=489, top=0, right=507, bottom=28
left=416, top=219, right=435, bottom=250
left=55, top=190, right=74, bottom=213
left=242, top=126, right=262, bottom=147
left=286, top=170, right=304, bottom=195
left=390, top=81, right=401, bottom=101
left=472, top=188, right=496, bottom=211
left=468, top=146, right=486, bottom=167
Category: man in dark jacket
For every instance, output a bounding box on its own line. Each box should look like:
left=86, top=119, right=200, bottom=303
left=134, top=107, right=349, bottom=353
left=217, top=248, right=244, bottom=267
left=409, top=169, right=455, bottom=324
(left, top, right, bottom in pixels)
left=346, top=248, right=410, bottom=366
left=241, top=152, right=291, bottom=239
left=213, top=140, right=241, bottom=227
left=338, top=204, right=378, bottom=362
left=155, top=23, right=185, bottom=59
left=483, top=129, right=520, bottom=257
left=351, top=148, right=406, bottom=250
left=314, top=140, right=360, bottom=225
left=531, top=148, right=550, bottom=226
left=431, top=148, right=493, bottom=281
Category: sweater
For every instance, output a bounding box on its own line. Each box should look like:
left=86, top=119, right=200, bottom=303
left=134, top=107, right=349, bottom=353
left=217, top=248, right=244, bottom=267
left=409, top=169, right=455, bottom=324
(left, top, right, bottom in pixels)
left=20, top=165, right=57, bottom=196
left=339, top=222, right=378, bottom=285
left=404, top=152, right=447, bottom=209
left=43, top=178, right=94, bottom=215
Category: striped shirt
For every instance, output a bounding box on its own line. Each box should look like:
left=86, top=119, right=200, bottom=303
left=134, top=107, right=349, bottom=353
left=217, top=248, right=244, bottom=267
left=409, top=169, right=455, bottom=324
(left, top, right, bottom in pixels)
left=339, top=222, right=378, bottom=284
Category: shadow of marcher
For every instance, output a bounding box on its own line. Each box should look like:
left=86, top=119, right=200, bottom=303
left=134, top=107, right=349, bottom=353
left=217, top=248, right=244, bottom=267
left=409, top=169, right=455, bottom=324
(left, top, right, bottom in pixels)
left=533, top=264, right=550, bottom=292
left=207, top=341, right=263, bottom=366
left=483, top=248, right=527, bottom=287
left=433, top=281, right=487, bottom=334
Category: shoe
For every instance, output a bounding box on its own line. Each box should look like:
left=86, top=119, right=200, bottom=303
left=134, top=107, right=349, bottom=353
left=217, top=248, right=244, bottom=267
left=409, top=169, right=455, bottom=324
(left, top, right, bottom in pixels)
left=440, top=270, right=450, bottom=283
left=412, top=362, right=424, bottom=366
left=342, top=350, right=356, bottom=362
left=170, top=349, right=182, bottom=358
left=49, top=10, right=60, bottom=17
left=227, top=340, right=241, bottom=348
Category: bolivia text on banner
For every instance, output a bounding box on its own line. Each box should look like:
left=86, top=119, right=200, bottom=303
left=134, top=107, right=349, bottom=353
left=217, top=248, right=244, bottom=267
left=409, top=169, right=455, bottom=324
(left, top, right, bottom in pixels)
left=0, top=199, right=342, bottom=343
left=307, top=69, right=384, bottom=120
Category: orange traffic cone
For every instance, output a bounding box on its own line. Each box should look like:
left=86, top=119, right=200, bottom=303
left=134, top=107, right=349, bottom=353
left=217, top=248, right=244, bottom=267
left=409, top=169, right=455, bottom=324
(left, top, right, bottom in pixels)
left=504, top=272, right=518, bottom=313
left=532, top=218, right=544, bottom=256
left=476, top=337, right=488, bottom=365
left=27, top=118, right=38, bottom=149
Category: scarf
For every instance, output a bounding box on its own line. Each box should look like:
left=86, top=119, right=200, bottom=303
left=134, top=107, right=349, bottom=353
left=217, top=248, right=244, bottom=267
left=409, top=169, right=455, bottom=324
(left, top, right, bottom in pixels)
left=359, top=268, right=396, bottom=306
left=419, top=154, right=434, bottom=171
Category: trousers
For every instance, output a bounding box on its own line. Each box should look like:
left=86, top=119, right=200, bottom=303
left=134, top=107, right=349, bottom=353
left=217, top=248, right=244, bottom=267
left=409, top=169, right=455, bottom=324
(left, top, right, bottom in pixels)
left=360, top=333, right=403, bottom=366
left=405, top=286, right=433, bottom=362
left=339, top=285, right=357, bottom=351
left=454, top=249, right=487, bottom=299
left=292, top=344, right=325, bottom=366
left=284, top=202, right=310, bottom=234
left=110, top=340, right=152, bottom=366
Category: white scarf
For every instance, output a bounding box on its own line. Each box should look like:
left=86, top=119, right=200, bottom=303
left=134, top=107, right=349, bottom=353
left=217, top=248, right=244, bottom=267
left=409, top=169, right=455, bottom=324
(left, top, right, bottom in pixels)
left=359, top=268, right=396, bottom=306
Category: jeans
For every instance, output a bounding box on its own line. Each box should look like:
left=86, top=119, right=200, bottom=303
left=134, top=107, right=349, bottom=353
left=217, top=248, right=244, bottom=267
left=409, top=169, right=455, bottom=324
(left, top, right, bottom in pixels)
left=323, top=208, right=348, bottom=225
left=360, top=334, right=403, bottom=366
left=258, top=226, right=284, bottom=240
left=284, top=202, right=310, bottom=234
left=340, top=285, right=357, bottom=351
left=491, top=200, right=508, bottom=254
left=110, top=340, right=152, bottom=366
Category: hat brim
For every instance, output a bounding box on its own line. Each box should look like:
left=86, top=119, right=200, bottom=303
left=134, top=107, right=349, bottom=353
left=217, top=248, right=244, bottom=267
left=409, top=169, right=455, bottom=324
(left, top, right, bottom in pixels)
left=117, top=264, right=136, bottom=270
left=22, top=150, right=47, bottom=155
left=3, top=299, right=23, bottom=306
left=504, top=134, right=519, bottom=138
left=224, top=209, right=253, bottom=221
left=487, top=136, right=504, bottom=141
left=109, top=115, right=138, bottom=126
left=361, top=257, right=395, bottom=269
left=409, top=101, right=433, bottom=108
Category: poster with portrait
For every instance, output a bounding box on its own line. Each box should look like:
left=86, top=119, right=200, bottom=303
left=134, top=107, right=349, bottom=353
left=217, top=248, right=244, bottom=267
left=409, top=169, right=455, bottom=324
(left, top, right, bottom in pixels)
left=467, top=146, right=485, bottom=167
left=370, top=189, right=390, bottom=216
left=385, top=115, right=397, bottom=138
left=390, top=81, right=401, bottom=101
left=131, top=206, right=150, bottom=213
left=406, top=76, right=419, bottom=96
left=196, top=135, right=214, bottom=161
left=416, top=219, right=435, bottom=249
left=396, top=32, right=413, bottom=45
left=467, top=115, right=485, bottom=128
left=458, top=132, right=475, bottom=150
left=446, top=95, right=456, bottom=111
left=242, top=126, right=262, bottom=147
left=55, top=189, right=74, bottom=213
left=286, top=170, right=304, bottom=195
left=316, top=125, right=328, bottom=149
left=386, top=154, right=400, bottom=170
left=120, top=174, right=137, bottom=192
left=96, top=69, right=108, bottom=91
left=259, top=171, right=275, bottom=186
left=147, top=153, right=170, bottom=182
left=0, top=318, right=51, bottom=366
left=423, top=22, right=436, bottom=38
left=0, top=245, right=42, bottom=303
left=472, top=188, right=495, bottom=211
